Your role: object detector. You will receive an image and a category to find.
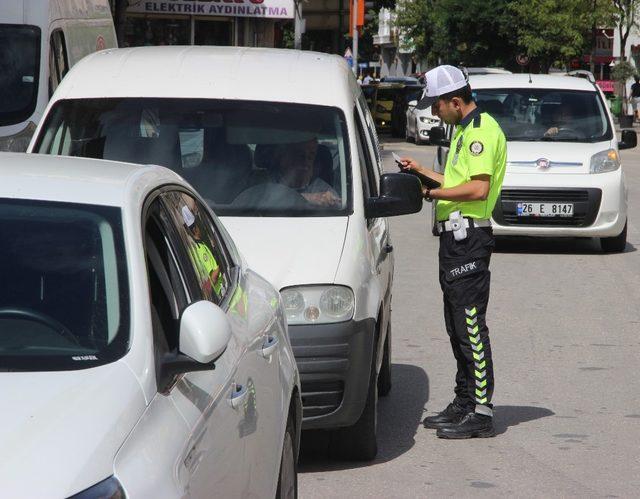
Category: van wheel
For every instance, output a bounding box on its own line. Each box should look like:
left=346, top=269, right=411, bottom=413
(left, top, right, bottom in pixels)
left=378, top=323, right=392, bottom=397
left=330, top=364, right=378, bottom=461
left=601, top=221, right=627, bottom=253
left=276, top=414, right=297, bottom=499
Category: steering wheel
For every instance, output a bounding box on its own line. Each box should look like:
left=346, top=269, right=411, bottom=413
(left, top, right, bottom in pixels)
left=553, top=126, right=581, bottom=139
left=0, top=307, right=82, bottom=346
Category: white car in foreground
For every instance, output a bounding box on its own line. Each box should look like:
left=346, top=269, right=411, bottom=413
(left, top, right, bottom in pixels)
left=432, top=73, right=636, bottom=252
left=0, top=153, right=301, bottom=498
left=405, top=100, right=440, bottom=144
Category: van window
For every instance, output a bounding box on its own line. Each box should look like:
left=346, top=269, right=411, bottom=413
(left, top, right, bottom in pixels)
left=0, top=24, right=41, bottom=126
left=474, top=88, right=613, bottom=142
left=49, top=30, right=69, bottom=97
left=34, top=98, right=353, bottom=218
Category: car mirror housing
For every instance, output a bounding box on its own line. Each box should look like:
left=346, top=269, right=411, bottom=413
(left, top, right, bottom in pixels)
left=179, top=300, right=231, bottom=364
left=365, top=173, right=423, bottom=218
left=429, top=126, right=450, bottom=147
left=618, top=129, right=637, bottom=150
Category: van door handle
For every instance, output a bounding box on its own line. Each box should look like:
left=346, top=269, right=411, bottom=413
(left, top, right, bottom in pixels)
left=229, top=383, right=249, bottom=410
left=260, top=335, right=279, bottom=358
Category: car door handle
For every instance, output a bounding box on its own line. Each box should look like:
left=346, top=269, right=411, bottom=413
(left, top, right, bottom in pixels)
left=229, top=383, right=249, bottom=410
left=260, top=335, right=279, bottom=358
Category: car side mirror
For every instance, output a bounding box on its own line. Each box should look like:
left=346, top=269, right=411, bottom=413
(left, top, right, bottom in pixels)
left=158, top=301, right=232, bottom=393
left=619, top=129, right=637, bottom=150
left=429, top=126, right=450, bottom=147
left=365, top=173, right=423, bottom=218
left=408, top=100, right=418, bottom=107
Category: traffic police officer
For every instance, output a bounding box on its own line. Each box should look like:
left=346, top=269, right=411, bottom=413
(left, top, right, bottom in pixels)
left=400, top=65, right=506, bottom=439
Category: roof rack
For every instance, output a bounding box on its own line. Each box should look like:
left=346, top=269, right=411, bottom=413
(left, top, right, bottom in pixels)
left=565, top=70, right=596, bottom=84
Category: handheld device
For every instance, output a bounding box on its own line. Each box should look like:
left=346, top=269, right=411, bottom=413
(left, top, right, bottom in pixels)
left=392, top=152, right=441, bottom=190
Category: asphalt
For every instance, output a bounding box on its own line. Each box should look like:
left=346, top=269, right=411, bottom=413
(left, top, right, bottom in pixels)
left=297, top=135, right=640, bottom=498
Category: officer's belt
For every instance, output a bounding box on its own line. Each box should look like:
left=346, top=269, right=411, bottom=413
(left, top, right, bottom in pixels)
left=437, top=217, right=492, bottom=234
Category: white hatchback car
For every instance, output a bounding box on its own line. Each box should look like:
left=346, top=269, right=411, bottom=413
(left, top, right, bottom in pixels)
left=0, top=153, right=301, bottom=498
left=432, top=73, right=636, bottom=252
left=29, top=46, right=423, bottom=461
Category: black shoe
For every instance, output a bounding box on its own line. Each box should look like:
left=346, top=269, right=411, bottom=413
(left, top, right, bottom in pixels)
left=423, top=402, right=467, bottom=429
left=436, top=412, right=495, bottom=439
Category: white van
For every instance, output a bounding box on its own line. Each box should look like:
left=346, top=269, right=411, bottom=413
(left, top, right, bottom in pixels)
left=0, top=0, right=116, bottom=152
left=431, top=72, right=636, bottom=252
left=29, top=46, right=423, bottom=460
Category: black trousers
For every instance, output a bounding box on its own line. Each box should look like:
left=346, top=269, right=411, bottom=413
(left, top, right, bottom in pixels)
left=438, top=226, right=495, bottom=413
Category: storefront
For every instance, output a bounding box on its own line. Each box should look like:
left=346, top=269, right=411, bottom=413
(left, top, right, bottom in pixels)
left=123, top=0, right=295, bottom=48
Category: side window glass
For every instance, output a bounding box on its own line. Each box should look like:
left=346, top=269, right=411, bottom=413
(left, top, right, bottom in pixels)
left=354, top=106, right=378, bottom=199
left=358, top=94, right=383, bottom=172
left=48, top=30, right=68, bottom=97
left=161, top=191, right=231, bottom=304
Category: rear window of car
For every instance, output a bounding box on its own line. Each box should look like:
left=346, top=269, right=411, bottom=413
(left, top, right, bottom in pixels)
left=0, top=199, right=129, bottom=371
left=34, top=98, right=353, bottom=217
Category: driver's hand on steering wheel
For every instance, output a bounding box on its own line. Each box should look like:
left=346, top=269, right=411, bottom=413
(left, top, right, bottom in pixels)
left=544, top=126, right=559, bottom=137
left=301, top=191, right=341, bottom=207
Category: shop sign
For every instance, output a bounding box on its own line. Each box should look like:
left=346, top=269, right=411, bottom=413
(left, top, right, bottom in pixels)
left=127, top=0, right=295, bottom=19
left=596, top=80, right=614, bottom=93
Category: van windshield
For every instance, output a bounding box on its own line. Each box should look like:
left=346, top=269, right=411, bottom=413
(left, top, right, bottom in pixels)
left=34, top=98, right=352, bottom=217
left=0, top=25, right=41, bottom=127
left=0, top=199, right=129, bottom=371
left=475, top=88, right=612, bottom=142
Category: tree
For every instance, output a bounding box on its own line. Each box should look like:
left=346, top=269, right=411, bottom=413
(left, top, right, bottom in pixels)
left=393, top=0, right=433, bottom=62
left=510, top=0, right=615, bottom=73
left=613, top=0, right=640, bottom=61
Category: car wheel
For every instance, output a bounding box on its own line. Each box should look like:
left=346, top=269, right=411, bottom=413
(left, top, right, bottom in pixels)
left=330, top=358, right=378, bottom=461
left=601, top=221, right=627, bottom=253
left=378, top=322, right=392, bottom=397
left=275, top=414, right=298, bottom=499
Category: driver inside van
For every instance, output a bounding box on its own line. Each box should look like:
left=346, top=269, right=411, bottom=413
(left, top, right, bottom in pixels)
left=543, top=101, right=575, bottom=137
left=273, top=138, right=341, bottom=207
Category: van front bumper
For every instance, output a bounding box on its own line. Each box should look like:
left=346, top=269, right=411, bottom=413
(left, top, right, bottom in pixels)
left=288, top=318, right=376, bottom=430
left=492, top=170, right=627, bottom=238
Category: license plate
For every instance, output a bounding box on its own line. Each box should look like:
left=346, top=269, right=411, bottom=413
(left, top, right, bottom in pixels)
left=516, top=202, right=574, bottom=217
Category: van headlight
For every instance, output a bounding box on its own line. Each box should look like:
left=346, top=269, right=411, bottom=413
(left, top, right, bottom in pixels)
left=590, top=149, right=620, bottom=173
left=281, top=285, right=354, bottom=325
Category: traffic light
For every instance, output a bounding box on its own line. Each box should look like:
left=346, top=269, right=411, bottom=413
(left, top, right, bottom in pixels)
left=350, top=0, right=375, bottom=28
left=364, top=1, right=375, bottom=22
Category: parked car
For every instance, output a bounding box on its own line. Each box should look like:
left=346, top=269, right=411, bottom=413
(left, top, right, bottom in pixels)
left=0, top=0, right=116, bottom=152
left=380, top=76, right=420, bottom=85
left=29, top=46, right=424, bottom=460
left=0, top=152, right=301, bottom=497
left=373, top=82, right=403, bottom=131
left=431, top=72, right=636, bottom=252
left=389, top=84, right=425, bottom=138
left=405, top=97, right=440, bottom=145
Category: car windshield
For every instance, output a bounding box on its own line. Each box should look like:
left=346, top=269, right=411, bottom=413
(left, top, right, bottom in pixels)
left=0, top=24, right=41, bottom=127
left=474, top=88, right=612, bottom=142
left=0, top=199, right=129, bottom=371
left=34, top=98, right=352, bottom=217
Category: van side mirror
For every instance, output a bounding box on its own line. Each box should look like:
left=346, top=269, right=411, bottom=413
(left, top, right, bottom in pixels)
left=429, top=126, right=450, bottom=147
left=158, top=301, right=232, bottom=393
left=365, top=173, right=423, bottom=218
left=619, top=129, right=637, bottom=150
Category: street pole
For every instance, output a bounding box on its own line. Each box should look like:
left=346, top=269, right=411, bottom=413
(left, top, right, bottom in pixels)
left=352, top=0, right=358, bottom=75
left=294, top=0, right=302, bottom=50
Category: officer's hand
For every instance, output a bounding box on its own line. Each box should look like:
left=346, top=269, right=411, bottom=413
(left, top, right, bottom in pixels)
left=399, top=156, right=421, bottom=172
